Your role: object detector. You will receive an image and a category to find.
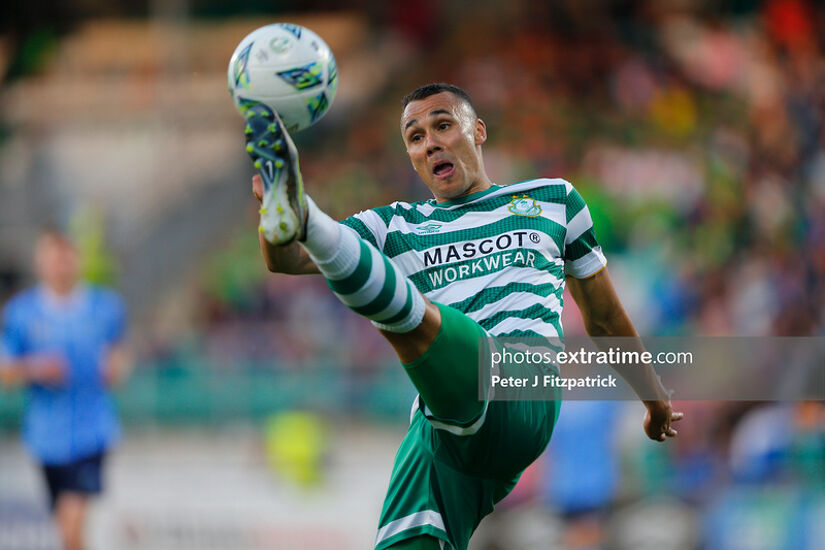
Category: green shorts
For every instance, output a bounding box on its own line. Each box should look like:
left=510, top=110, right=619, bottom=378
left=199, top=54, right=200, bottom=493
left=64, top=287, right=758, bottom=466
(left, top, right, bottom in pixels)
left=374, top=304, right=562, bottom=550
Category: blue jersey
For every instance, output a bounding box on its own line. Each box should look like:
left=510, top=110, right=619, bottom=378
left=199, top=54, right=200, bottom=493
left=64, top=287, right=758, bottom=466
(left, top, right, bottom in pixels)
left=1, top=285, right=126, bottom=464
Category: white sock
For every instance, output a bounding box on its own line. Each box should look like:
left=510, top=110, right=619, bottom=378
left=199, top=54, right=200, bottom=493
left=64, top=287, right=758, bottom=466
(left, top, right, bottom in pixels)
left=299, top=196, right=426, bottom=333
left=301, top=196, right=342, bottom=263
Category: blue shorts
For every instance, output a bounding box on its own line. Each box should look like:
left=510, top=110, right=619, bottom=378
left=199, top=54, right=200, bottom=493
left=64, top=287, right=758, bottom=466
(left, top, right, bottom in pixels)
left=41, top=452, right=105, bottom=510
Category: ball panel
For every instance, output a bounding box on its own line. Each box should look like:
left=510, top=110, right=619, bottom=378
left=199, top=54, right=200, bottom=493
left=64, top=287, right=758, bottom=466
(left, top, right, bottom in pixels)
left=276, top=61, right=326, bottom=91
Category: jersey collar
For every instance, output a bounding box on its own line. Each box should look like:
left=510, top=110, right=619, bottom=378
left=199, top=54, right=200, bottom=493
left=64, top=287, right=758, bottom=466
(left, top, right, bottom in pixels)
left=38, top=283, right=87, bottom=311
left=430, top=184, right=501, bottom=208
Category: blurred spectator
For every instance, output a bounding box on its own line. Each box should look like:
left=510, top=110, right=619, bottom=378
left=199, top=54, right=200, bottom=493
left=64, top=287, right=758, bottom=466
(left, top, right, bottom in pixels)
left=0, top=229, right=130, bottom=550
left=541, top=401, right=622, bottom=549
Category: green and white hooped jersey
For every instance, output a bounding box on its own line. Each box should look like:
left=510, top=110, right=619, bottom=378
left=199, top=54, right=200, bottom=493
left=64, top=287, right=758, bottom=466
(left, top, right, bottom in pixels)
left=340, top=178, right=607, bottom=340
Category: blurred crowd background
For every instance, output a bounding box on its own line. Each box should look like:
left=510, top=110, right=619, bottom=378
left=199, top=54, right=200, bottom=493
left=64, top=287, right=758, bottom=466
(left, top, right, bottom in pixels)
left=0, top=1, right=823, bottom=549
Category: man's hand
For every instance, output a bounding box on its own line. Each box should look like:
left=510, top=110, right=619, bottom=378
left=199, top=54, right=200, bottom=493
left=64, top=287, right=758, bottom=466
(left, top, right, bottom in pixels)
left=1, top=355, right=67, bottom=388
left=568, top=270, right=685, bottom=442
left=102, top=345, right=132, bottom=388
left=252, top=173, right=264, bottom=204
left=29, top=356, right=67, bottom=387
left=250, top=172, right=318, bottom=275
left=643, top=400, right=684, bottom=442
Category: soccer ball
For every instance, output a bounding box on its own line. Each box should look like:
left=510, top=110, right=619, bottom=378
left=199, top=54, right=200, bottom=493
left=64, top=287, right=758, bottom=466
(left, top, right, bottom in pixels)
left=227, top=23, right=338, bottom=132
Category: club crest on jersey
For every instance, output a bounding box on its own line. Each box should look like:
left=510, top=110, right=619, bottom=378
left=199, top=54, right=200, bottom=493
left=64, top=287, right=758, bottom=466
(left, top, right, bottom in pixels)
left=508, top=195, right=542, bottom=217
left=417, top=222, right=443, bottom=234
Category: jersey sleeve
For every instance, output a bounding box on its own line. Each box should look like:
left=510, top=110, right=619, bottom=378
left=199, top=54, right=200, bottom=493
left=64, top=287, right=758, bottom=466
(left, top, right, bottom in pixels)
left=339, top=205, right=394, bottom=252
left=563, top=185, right=607, bottom=278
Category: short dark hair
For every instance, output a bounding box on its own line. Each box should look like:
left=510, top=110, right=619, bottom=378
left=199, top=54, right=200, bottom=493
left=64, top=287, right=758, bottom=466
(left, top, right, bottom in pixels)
left=402, top=83, right=477, bottom=116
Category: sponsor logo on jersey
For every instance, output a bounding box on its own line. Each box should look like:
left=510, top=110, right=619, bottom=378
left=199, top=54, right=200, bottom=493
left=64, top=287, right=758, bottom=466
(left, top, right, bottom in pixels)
left=422, top=231, right=539, bottom=267
left=426, top=250, right=538, bottom=287
left=508, top=195, right=542, bottom=217
left=417, top=222, right=443, bottom=234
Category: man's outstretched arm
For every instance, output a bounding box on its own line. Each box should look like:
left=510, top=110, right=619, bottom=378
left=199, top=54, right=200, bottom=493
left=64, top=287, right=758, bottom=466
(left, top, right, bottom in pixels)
left=567, top=267, right=684, bottom=441
left=251, top=174, right=319, bottom=275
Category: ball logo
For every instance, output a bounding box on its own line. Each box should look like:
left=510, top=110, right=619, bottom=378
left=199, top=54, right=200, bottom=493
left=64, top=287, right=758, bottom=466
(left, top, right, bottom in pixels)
left=269, top=36, right=292, bottom=54
left=507, top=195, right=542, bottom=217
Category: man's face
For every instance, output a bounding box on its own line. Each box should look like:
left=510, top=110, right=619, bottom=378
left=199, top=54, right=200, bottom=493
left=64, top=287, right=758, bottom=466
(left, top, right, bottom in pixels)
left=401, top=92, right=488, bottom=202
left=35, top=234, right=80, bottom=293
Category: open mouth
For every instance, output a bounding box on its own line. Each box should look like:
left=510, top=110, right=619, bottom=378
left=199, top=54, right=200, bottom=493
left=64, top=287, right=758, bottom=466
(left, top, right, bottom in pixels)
left=433, top=161, right=455, bottom=179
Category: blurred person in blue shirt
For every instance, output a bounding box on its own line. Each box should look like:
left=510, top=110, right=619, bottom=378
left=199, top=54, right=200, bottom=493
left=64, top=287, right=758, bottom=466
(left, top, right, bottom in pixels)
left=0, top=228, right=129, bottom=550
left=541, top=400, right=622, bottom=549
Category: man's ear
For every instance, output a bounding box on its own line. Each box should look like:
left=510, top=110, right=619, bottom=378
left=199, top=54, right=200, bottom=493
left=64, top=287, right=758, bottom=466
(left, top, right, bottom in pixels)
left=474, top=118, right=487, bottom=146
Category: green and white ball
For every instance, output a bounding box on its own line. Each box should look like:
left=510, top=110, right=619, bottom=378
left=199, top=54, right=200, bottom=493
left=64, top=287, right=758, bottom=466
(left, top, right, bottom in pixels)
left=227, top=23, right=338, bottom=132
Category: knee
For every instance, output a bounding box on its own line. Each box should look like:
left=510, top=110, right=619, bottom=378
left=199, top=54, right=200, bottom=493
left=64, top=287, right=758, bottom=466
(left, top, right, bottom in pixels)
left=380, top=300, right=442, bottom=364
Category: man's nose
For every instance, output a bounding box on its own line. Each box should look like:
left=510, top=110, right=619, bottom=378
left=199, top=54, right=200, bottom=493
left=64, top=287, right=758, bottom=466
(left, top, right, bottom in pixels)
left=426, top=138, right=442, bottom=156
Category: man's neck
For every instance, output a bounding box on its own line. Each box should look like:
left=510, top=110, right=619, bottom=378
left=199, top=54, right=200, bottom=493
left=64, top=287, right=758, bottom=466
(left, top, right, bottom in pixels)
left=42, top=281, right=80, bottom=301
left=434, top=177, right=494, bottom=203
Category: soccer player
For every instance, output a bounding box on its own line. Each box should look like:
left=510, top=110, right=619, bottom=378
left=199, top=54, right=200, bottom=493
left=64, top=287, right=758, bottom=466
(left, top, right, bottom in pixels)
left=0, top=229, right=129, bottom=550
left=244, top=83, right=683, bottom=550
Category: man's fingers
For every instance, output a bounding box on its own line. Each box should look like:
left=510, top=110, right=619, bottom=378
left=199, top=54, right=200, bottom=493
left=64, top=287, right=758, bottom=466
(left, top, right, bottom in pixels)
left=652, top=421, right=679, bottom=441
left=644, top=406, right=682, bottom=442
left=654, top=427, right=677, bottom=441
left=252, top=174, right=263, bottom=203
